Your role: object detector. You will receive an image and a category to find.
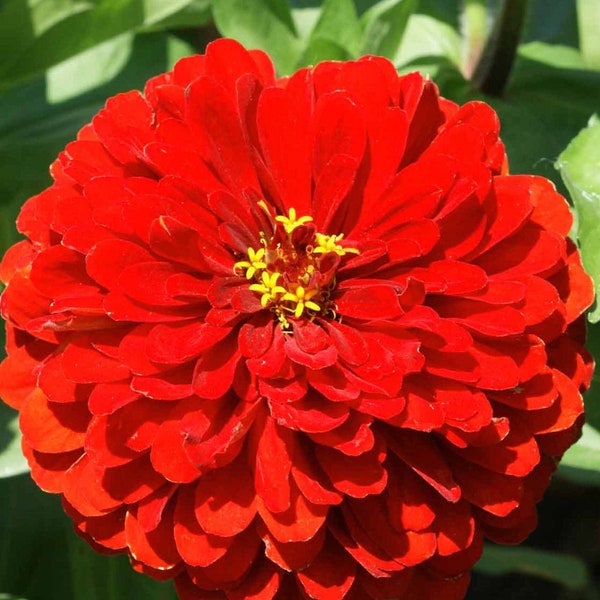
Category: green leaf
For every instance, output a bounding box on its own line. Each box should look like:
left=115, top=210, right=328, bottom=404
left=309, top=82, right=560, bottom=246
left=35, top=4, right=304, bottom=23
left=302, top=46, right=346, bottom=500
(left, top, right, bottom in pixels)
left=559, top=424, right=600, bottom=486
left=0, top=0, right=196, bottom=91
left=0, top=474, right=177, bottom=599
left=577, top=0, right=600, bottom=69
left=0, top=404, right=28, bottom=479
left=46, top=33, right=135, bottom=104
left=297, top=37, right=353, bottom=67
left=304, top=0, right=362, bottom=59
left=395, top=13, right=462, bottom=73
left=141, top=0, right=212, bottom=32
left=360, top=0, right=419, bottom=60
left=211, top=0, right=302, bottom=75
left=555, top=114, right=600, bottom=322
left=474, top=544, right=590, bottom=590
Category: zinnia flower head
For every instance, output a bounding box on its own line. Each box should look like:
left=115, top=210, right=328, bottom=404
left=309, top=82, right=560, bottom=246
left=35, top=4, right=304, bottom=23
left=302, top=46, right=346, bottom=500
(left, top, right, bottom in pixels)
left=0, top=38, right=594, bottom=599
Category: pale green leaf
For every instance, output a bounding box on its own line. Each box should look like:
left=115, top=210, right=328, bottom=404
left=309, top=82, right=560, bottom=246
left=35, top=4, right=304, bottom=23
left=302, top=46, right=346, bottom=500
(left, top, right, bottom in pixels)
left=141, top=0, right=212, bottom=32
left=361, top=0, right=419, bottom=60
left=297, top=37, right=353, bottom=67
left=577, top=0, right=600, bottom=69
left=559, top=423, right=600, bottom=486
left=556, top=114, right=600, bottom=322
left=46, top=33, right=135, bottom=104
left=305, top=0, right=362, bottom=58
left=0, top=0, right=195, bottom=90
left=0, top=404, right=28, bottom=479
left=395, top=13, right=462, bottom=72
left=475, top=544, right=590, bottom=590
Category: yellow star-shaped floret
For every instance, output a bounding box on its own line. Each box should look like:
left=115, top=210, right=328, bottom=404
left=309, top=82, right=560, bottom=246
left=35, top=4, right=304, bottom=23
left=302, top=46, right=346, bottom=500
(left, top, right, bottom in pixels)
left=249, top=271, right=287, bottom=307
left=313, top=233, right=360, bottom=256
left=283, top=285, right=322, bottom=318
left=275, top=208, right=313, bottom=234
left=234, top=247, right=267, bottom=279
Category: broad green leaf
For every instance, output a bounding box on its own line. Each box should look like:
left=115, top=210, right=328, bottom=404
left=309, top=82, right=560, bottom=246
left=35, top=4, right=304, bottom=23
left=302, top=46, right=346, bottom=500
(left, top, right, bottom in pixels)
left=211, top=0, right=302, bottom=75
left=0, top=0, right=196, bottom=91
left=577, top=0, right=600, bottom=69
left=0, top=595, right=29, bottom=600
left=141, top=0, right=212, bottom=32
left=360, top=0, right=419, bottom=60
left=474, top=544, right=590, bottom=590
left=0, top=474, right=176, bottom=599
left=555, top=114, right=600, bottom=322
left=297, top=37, right=353, bottom=67
left=305, top=0, right=362, bottom=58
left=289, top=1, right=322, bottom=39
left=395, top=13, right=462, bottom=72
left=559, top=424, right=600, bottom=486
left=46, top=33, right=135, bottom=104
left=0, top=405, right=28, bottom=479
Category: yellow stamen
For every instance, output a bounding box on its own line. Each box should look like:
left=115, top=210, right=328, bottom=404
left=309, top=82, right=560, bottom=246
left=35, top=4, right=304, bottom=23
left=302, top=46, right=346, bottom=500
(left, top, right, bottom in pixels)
left=234, top=247, right=267, bottom=279
left=283, top=285, right=322, bottom=318
left=249, top=271, right=286, bottom=307
left=313, top=233, right=359, bottom=256
left=275, top=208, right=313, bottom=234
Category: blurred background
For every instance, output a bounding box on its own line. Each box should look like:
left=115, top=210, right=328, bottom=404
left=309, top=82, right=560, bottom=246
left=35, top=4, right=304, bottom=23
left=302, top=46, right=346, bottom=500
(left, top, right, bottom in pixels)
left=1, top=1, right=600, bottom=598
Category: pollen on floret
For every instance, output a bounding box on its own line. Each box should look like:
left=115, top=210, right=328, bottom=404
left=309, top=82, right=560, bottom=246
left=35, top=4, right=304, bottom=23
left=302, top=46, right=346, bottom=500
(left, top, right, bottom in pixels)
left=275, top=207, right=313, bottom=234
left=282, top=285, right=322, bottom=318
left=234, top=247, right=267, bottom=279
left=234, top=203, right=360, bottom=329
left=249, top=271, right=286, bottom=307
left=314, top=233, right=360, bottom=256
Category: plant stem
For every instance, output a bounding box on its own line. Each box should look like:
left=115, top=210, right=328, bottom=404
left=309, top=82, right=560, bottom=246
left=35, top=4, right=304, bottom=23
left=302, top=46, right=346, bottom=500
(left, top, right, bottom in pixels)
left=471, top=0, right=529, bottom=97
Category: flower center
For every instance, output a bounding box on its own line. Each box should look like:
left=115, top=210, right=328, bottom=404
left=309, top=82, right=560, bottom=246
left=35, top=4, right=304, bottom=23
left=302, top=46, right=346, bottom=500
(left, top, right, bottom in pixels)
left=234, top=203, right=359, bottom=329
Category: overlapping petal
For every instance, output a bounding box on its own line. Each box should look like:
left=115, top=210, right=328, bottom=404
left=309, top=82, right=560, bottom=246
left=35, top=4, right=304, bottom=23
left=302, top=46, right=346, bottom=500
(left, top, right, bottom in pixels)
left=0, top=38, right=593, bottom=600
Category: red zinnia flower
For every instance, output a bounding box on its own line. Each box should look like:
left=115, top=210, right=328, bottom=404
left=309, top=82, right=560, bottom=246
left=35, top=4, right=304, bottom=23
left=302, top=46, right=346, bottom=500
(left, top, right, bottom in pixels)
left=0, top=38, right=594, bottom=599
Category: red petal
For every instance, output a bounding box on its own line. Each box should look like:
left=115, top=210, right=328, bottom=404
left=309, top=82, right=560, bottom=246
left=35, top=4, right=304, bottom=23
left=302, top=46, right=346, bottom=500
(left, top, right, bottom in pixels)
left=448, top=454, right=523, bottom=517
left=193, top=340, right=240, bottom=399
left=0, top=339, right=53, bottom=409
left=189, top=525, right=262, bottom=586
left=125, top=504, right=180, bottom=570
left=186, top=76, right=259, bottom=195
left=194, top=452, right=257, bottom=537
left=386, top=429, right=460, bottom=502
left=309, top=412, right=374, bottom=456
left=284, top=334, right=337, bottom=370
left=335, top=281, right=403, bottom=320
left=227, top=559, right=282, bottom=600
left=270, top=392, right=349, bottom=433
left=61, top=337, right=130, bottom=383
left=257, top=81, right=312, bottom=215
left=88, top=380, right=140, bottom=415
left=296, top=538, right=356, bottom=600
left=20, top=389, right=89, bottom=453
left=250, top=414, right=294, bottom=513
left=315, top=444, right=387, bottom=498
left=291, top=442, right=344, bottom=506
left=174, top=485, right=233, bottom=567
left=257, top=482, right=328, bottom=543
left=323, top=321, right=369, bottom=366
left=260, top=523, right=325, bottom=571
left=86, top=238, right=154, bottom=289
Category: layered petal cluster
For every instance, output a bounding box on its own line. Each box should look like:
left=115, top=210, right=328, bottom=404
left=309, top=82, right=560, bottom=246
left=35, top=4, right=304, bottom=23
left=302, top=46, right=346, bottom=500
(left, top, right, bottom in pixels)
left=0, top=39, right=594, bottom=600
